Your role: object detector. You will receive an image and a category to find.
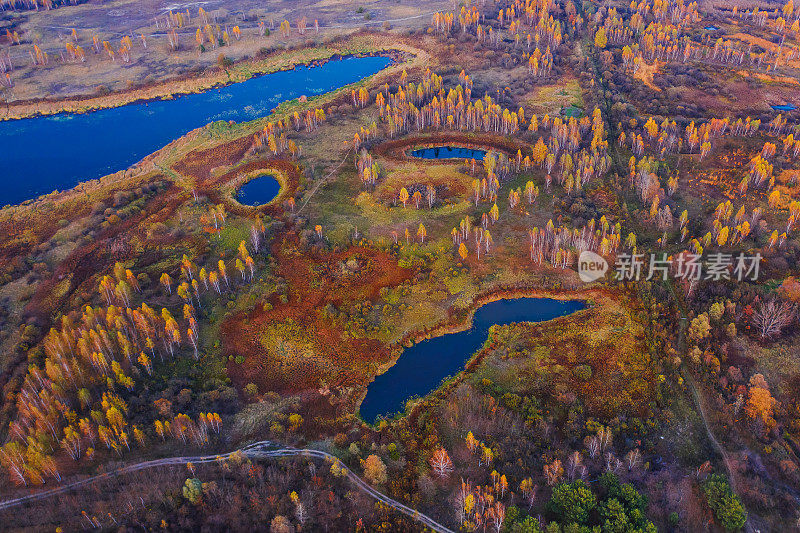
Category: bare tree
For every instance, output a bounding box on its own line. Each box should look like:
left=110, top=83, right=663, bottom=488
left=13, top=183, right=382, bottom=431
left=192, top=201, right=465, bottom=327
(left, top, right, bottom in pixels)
left=567, top=451, right=584, bottom=480
left=295, top=502, right=308, bottom=525
left=605, top=452, right=622, bottom=473
left=752, top=299, right=795, bottom=339
left=625, top=448, right=641, bottom=471
left=598, top=425, right=612, bottom=454
left=429, top=448, right=454, bottom=478
left=586, top=435, right=600, bottom=459
left=695, top=461, right=712, bottom=480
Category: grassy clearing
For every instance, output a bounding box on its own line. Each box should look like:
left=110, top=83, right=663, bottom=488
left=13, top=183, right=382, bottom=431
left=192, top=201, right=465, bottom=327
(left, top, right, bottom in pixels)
left=525, top=75, right=584, bottom=114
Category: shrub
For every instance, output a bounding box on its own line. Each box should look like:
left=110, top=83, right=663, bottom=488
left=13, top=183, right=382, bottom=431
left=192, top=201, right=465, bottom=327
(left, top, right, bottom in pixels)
left=269, top=515, right=294, bottom=533
left=547, top=480, right=596, bottom=525
left=363, top=454, right=387, bottom=485
left=333, top=433, right=347, bottom=447
left=217, top=54, right=233, bottom=68
left=182, top=478, right=203, bottom=504
left=288, top=414, right=303, bottom=429
left=502, top=392, right=522, bottom=410
left=701, top=474, right=747, bottom=531
left=574, top=364, right=593, bottom=381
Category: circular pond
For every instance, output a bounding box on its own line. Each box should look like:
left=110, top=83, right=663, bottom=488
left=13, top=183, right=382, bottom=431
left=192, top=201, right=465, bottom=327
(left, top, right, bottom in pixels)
left=236, top=175, right=281, bottom=206
left=409, top=145, right=488, bottom=160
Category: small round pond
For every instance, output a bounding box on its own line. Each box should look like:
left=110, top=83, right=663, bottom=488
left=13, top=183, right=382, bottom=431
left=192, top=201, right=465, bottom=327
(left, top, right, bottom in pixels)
left=771, top=104, right=796, bottom=112
left=409, top=145, right=488, bottom=160
left=359, top=296, right=586, bottom=423
left=235, top=175, right=281, bottom=206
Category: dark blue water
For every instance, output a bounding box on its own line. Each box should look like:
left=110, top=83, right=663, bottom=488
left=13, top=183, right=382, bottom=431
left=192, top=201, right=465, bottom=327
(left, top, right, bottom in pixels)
left=0, top=55, right=392, bottom=206
left=704, top=26, right=720, bottom=31
left=236, top=174, right=280, bottom=205
left=410, top=146, right=487, bottom=160
left=359, top=297, right=586, bottom=422
left=771, top=104, right=796, bottom=112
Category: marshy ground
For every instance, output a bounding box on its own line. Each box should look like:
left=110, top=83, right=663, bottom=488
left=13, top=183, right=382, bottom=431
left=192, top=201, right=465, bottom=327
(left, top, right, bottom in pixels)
left=1, top=0, right=800, bottom=531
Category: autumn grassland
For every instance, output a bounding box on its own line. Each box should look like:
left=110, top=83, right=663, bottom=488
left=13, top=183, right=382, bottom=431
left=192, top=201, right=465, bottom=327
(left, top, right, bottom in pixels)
left=1, top=0, right=800, bottom=531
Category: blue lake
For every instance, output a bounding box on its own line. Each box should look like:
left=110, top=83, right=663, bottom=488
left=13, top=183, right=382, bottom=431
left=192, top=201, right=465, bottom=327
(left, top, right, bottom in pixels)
left=359, top=296, right=586, bottom=422
left=0, top=55, right=392, bottom=207
left=236, top=174, right=281, bottom=205
left=410, top=146, right=488, bottom=160
left=704, top=26, right=720, bottom=31
left=771, top=104, right=796, bottom=112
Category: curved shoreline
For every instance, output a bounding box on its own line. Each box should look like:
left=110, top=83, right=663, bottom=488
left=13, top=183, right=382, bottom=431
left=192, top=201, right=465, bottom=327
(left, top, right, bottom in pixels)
left=374, top=132, right=527, bottom=162
left=0, top=50, right=404, bottom=210
left=0, top=40, right=412, bottom=121
left=226, top=169, right=287, bottom=209
left=195, top=158, right=303, bottom=218
left=357, top=285, right=595, bottom=423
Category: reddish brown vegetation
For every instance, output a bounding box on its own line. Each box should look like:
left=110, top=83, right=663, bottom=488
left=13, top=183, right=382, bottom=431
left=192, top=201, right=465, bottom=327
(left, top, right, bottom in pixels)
left=221, top=235, right=411, bottom=396
left=398, top=288, right=654, bottom=423
left=172, top=134, right=302, bottom=215
left=172, top=135, right=252, bottom=181
left=372, top=132, right=525, bottom=162
left=28, top=184, right=186, bottom=319
left=690, top=145, right=760, bottom=202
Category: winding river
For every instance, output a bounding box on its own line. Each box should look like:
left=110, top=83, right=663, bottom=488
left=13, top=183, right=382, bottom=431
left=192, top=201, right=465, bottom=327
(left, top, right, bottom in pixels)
left=0, top=55, right=392, bottom=206
left=360, top=296, right=586, bottom=422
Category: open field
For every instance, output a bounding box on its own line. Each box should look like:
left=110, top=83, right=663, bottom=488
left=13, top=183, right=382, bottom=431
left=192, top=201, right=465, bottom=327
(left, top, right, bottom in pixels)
left=0, top=31, right=429, bottom=119
left=0, top=0, right=450, bottom=105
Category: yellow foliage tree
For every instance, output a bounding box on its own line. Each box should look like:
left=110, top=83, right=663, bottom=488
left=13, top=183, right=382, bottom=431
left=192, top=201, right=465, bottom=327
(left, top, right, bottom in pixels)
left=717, top=226, right=729, bottom=246
left=399, top=187, right=409, bottom=208
left=745, top=386, right=777, bottom=433
left=363, top=454, right=387, bottom=485
left=594, top=28, right=608, bottom=48
left=458, top=242, right=468, bottom=260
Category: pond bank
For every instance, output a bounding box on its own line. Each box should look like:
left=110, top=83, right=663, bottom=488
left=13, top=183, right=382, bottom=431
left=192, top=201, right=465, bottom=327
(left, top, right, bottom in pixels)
left=373, top=132, right=526, bottom=162
left=358, top=286, right=593, bottom=423
left=409, top=145, right=489, bottom=160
